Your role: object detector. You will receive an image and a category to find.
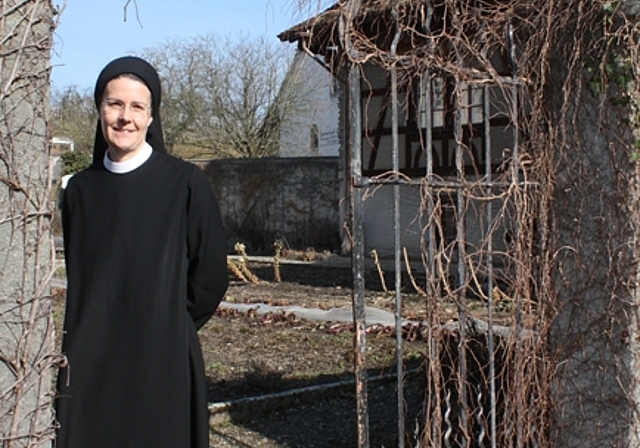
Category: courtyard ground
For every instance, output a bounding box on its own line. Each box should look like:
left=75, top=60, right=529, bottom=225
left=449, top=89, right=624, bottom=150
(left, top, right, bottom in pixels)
left=202, top=259, right=428, bottom=447
left=53, top=256, right=506, bottom=447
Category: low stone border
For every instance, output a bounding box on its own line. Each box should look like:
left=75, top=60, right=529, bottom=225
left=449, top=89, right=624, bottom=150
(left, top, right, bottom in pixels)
left=208, top=370, right=411, bottom=427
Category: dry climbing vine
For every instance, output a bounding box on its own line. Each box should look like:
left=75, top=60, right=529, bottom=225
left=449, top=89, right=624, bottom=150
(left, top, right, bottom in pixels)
left=0, top=1, right=58, bottom=447
left=289, top=0, right=640, bottom=445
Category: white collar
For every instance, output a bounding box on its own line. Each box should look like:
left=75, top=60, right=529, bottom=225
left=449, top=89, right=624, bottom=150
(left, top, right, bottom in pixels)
left=103, top=142, right=153, bottom=174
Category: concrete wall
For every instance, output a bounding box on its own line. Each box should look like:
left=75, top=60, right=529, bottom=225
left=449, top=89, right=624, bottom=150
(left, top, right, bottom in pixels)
left=549, top=63, right=640, bottom=447
left=198, top=157, right=341, bottom=254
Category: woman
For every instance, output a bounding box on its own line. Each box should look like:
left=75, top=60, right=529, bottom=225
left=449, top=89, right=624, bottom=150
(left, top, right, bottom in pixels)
left=56, top=56, right=228, bottom=448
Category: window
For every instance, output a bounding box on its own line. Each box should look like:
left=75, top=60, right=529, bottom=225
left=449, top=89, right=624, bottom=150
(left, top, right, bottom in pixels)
left=310, top=124, right=319, bottom=154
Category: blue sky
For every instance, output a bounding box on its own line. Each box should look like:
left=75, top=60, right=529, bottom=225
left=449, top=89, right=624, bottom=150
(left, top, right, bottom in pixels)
left=51, top=0, right=317, bottom=91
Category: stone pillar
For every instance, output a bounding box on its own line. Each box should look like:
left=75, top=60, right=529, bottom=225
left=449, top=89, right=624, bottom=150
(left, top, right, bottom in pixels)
left=549, top=56, right=640, bottom=446
left=0, top=1, right=55, bottom=446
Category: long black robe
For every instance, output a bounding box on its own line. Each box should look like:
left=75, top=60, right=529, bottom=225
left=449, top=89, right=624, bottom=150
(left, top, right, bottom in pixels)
left=56, top=150, right=228, bottom=448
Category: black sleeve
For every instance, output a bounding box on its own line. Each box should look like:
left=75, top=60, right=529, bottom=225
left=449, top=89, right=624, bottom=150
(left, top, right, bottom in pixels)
left=186, top=166, right=228, bottom=330
left=60, top=181, right=73, bottom=266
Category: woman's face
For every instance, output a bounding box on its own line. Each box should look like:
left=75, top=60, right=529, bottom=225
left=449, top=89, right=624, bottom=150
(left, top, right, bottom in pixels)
left=99, top=76, right=153, bottom=162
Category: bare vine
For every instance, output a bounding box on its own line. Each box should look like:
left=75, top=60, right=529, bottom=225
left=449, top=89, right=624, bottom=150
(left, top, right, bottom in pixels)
left=0, top=1, right=58, bottom=447
left=289, top=0, right=640, bottom=445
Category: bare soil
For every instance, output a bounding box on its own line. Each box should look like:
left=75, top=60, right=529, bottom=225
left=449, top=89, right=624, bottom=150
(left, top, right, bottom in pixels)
left=202, top=261, right=430, bottom=447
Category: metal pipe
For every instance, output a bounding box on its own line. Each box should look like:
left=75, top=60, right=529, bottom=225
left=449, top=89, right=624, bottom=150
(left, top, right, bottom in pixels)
left=389, top=3, right=405, bottom=446
left=508, top=18, right=524, bottom=448
left=454, top=87, right=469, bottom=447
left=484, top=81, right=497, bottom=448
left=351, top=181, right=369, bottom=448
left=354, top=177, right=535, bottom=189
left=477, top=4, right=498, bottom=445
left=341, top=1, right=369, bottom=446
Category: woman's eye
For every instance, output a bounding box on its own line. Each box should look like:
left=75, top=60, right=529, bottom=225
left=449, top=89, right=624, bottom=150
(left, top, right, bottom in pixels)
left=107, top=101, right=123, bottom=109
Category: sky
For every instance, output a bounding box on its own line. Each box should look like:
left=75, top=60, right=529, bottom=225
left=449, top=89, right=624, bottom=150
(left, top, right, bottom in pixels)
left=51, top=0, right=317, bottom=91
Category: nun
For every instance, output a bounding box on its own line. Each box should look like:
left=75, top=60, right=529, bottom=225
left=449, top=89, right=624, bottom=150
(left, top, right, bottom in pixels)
left=55, top=56, right=228, bottom=448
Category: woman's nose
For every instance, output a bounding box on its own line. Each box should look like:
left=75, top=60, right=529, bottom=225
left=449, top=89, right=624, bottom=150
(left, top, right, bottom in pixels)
left=118, top=109, right=132, bottom=121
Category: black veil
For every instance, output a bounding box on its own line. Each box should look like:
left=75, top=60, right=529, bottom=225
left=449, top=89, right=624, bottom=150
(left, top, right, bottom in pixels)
left=92, top=56, right=165, bottom=164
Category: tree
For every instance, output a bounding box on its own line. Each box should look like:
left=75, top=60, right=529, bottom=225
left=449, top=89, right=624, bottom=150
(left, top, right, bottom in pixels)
left=59, top=151, right=92, bottom=176
left=51, top=34, right=320, bottom=161
left=139, top=33, right=315, bottom=159
left=50, top=86, right=97, bottom=157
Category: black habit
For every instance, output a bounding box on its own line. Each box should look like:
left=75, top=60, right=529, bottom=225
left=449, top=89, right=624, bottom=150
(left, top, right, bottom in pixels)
left=55, top=57, right=228, bottom=448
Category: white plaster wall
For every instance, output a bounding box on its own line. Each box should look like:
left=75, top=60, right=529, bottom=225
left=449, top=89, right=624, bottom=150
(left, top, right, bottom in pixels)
left=361, top=182, right=508, bottom=260
left=362, top=185, right=423, bottom=258
left=279, top=52, right=340, bottom=158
